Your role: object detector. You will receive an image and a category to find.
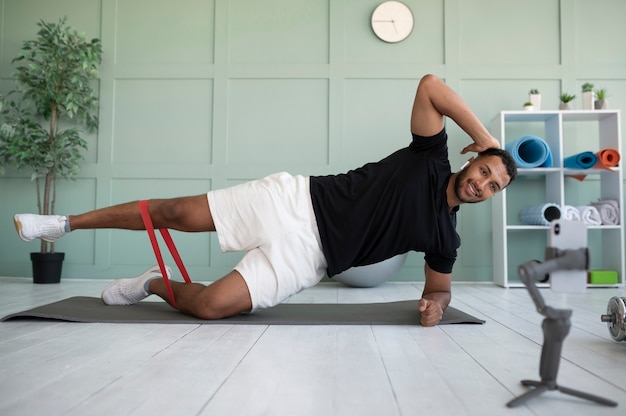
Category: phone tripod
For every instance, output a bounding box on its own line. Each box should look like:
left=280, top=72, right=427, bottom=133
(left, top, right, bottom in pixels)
left=506, top=248, right=617, bottom=408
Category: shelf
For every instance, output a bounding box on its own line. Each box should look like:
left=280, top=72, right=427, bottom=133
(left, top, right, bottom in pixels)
left=503, top=282, right=621, bottom=289
left=506, top=225, right=620, bottom=230
left=498, top=111, right=560, bottom=122
left=500, top=109, right=620, bottom=121
left=491, top=110, right=625, bottom=288
left=516, top=168, right=561, bottom=176
left=515, top=168, right=620, bottom=179
left=506, top=225, right=549, bottom=230
left=563, top=168, right=620, bottom=174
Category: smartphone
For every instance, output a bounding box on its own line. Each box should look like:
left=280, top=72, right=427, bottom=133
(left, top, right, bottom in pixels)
left=548, top=220, right=587, bottom=293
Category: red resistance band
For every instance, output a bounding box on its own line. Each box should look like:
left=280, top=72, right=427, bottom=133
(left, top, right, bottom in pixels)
left=138, top=200, right=192, bottom=308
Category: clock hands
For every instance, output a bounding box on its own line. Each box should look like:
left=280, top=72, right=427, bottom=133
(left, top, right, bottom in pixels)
left=371, top=2, right=414, bottom=42
left=372, top=19, right=399, bottom=34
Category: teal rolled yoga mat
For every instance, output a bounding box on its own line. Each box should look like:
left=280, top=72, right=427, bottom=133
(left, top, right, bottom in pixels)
left=506, top=135, right=553, bottom=168
left=563, top=151, right=598, bottom=169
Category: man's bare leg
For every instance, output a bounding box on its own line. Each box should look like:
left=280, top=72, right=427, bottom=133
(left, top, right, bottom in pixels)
left=68, top=195, right=215, bottom=232
left=149, top=270, right=253, bottom=319
left=14, top=194, right=216, bottom=242
left=16, top=193, right=253, bottom=319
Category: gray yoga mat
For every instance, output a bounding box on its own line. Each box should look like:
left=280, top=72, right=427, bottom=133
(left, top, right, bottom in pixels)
left=1, top=296, right=485, bottom=325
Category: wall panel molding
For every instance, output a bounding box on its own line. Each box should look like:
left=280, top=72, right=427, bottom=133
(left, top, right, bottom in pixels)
left=1, top=0, right=624, bottom=282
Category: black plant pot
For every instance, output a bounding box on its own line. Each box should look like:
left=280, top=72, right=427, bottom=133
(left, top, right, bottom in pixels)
left=30, top=252, right=65, bottom=284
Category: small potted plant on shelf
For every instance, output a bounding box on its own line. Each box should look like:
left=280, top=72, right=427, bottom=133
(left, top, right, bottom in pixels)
left=581, top=82, right=594, bottom=110
left=523, top=102, right=534, bottom=111
left=0, top=17, right=102, bottom=283
left=559, top=93, right=576, bottom=110
left=594, top=88, right=608, bottom=110
left=528, top=89, right=541, bottom=111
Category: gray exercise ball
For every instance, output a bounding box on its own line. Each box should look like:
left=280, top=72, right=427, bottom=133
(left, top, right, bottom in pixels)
left=333, top=253, right=409, bottom=288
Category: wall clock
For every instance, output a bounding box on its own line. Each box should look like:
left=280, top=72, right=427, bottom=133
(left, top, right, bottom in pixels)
left=371, top=1, right=414, bottom=43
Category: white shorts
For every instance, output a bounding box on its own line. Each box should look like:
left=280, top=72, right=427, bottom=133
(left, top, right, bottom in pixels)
left=207, top=172, right=327, bottom=311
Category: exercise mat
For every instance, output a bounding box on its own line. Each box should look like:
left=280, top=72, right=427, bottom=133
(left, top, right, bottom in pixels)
left=563, top=151, right=598, bottom=169
left=1, top=297, right=485, bottom=325
left=568, top=148, right=621, bottom=181
left=506, top=135, right=553, bottom=168
left=595, top=148, right=621, bottom=170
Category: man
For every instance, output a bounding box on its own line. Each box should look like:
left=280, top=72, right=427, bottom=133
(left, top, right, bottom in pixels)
left=13, top=74, right=517, bottom=326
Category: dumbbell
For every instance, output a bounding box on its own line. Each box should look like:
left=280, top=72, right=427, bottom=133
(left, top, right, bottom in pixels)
left=600, top=296, right=626, bottom=342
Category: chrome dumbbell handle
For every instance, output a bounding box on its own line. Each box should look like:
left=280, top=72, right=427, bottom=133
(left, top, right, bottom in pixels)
left=601, top=296, right=626, bottom=342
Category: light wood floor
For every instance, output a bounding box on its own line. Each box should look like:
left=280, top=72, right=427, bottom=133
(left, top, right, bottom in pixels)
left=1, top=276, right=625, bottom=416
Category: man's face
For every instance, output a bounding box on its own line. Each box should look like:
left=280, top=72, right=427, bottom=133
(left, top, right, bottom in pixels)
left=455, top=155, right=510, bottom=204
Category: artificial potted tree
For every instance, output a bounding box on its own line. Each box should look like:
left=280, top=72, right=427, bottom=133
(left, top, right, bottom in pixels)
left=581, top=82, right=594, bottom=110
left=0, top=17, right=101, bottom=283
left=559, top=93, right=576, bottom=110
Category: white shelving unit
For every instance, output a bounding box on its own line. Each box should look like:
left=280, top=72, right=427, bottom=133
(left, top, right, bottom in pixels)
left=491, top=110, right=624, bottom=288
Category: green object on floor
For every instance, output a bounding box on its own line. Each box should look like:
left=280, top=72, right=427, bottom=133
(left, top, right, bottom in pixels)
left=588, top=269, right=618, bottom=285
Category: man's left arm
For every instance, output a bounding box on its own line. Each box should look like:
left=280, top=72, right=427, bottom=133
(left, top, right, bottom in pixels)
left=410, top=74, right=500, bottom=155
left=419, top=263, right=452, bottom=326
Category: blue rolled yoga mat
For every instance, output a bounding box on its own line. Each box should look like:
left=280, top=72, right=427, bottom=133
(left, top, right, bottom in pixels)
left=563, top=151, right=598, bottom=169
left=506, top=135, right=553, bottom=168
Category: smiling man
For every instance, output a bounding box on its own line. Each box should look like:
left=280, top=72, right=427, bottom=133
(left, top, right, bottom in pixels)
left=13, top=74, right=517, bottom=326
left=451, top=149, right=510, bottom=205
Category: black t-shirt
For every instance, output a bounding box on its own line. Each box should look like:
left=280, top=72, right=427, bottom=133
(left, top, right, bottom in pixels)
left=309, top=128, right=460, bottom=277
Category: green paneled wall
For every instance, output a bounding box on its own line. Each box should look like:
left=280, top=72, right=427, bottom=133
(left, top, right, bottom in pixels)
left=1, top=0, right=625, bottom=282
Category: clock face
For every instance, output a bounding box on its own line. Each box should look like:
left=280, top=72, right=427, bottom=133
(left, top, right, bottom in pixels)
left=371, top=1, right=414, bottom=43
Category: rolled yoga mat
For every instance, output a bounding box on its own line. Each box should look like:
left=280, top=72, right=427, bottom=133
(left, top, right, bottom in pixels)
left=569, top=148, right=621, bottom=181
left=506, top=135, right=553, bottom=168
left=595, top=148, right=621, bottom=170
left=563, top=151, right=598, bottom=169
left=1, top=296, right=485, bottom=325
left=520, top=203, right=561, bottom=226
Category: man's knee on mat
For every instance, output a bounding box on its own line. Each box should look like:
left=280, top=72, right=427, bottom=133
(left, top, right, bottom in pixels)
left=190, top=273, right=253, bottom=320
left=190, top=293, right=252, bottom=320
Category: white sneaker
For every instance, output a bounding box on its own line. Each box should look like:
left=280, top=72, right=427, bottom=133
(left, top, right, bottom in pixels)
left=101, top=265, right=172, bottom=306
left=14, top=214, right=67, bottom=243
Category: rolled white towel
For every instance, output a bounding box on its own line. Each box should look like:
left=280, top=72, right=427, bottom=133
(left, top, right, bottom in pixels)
left=590, top=199, right=620, bottom=225
left=576, top=206, right=602, bottom=225
left=561, top=205, right=581, bottom=221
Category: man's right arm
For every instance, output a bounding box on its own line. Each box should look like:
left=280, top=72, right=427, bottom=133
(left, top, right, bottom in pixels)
left=419, top=263, right=452, bottom=327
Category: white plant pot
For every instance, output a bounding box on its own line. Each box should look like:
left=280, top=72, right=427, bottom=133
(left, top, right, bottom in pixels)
left=582, top=91, right=594, bottom=110
left=529, top=94, right=541, bottom=111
